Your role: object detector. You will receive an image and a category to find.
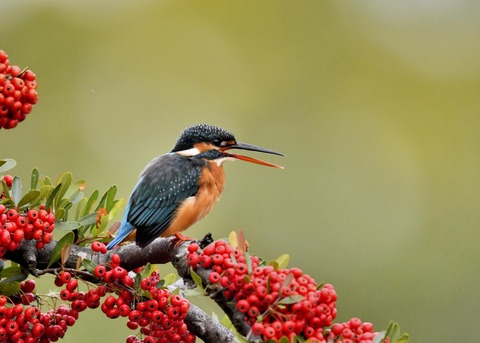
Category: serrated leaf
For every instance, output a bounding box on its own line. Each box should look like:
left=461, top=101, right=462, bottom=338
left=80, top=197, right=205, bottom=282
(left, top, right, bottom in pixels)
left=278, top=295, right=303, bottom=305
left=17, top=189, right=40, bottom=208
left=81, top=259, right=96, bottom=273
left=0, top=159, right=16, bottom=173
left=276, top=254, right=290, bottom=270
left=0, top=282, right=20, bottom=296
left=11, top=176, right=22, bottom=207
left=30, top=168, right=39, bottom=189
left=54, top=221, right=82, bottom=231
left=190, top=268, right=205, bottom=294
left=48, top=232, right=75, bottom=268
left=228, top=231, right=238, bottom=249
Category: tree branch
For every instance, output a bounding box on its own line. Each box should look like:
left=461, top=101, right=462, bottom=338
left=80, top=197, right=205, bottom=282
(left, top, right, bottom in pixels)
left=3, top=234, right=248, bottom=343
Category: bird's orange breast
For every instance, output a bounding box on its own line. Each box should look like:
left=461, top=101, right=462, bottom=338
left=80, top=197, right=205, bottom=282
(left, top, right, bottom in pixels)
left=160, top=161, right=226, bottom=237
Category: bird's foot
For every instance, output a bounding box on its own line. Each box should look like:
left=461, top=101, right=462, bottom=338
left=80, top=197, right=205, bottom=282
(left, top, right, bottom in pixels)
left=172, top=232, right=195, bottom=247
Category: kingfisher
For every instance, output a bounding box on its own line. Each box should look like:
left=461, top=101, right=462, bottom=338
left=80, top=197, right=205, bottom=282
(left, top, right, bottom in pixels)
left=106, top=124, right=284, bottom=249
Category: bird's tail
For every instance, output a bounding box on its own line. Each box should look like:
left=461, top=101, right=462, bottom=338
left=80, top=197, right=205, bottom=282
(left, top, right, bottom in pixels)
left=106, top=221, right=135, bottom=250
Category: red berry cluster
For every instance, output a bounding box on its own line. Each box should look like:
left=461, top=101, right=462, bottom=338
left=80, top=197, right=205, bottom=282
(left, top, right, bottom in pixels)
left=0, top=204, right=54, bottom=256
left=326, top=318, right=389, bottom=343
left=125, top=281, right=195, bottom=343
left=0, top=50, right=38, bottom=129
left=0, top=286, right=79, bottom=341
left=55, top=250, right=195, bottom=343
left=187, top=241, right=382, bottom=343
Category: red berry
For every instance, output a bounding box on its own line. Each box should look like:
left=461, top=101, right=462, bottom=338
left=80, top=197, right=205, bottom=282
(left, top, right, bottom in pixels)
left=187, top=242, right=199, bottom=253
left=236, top=299, right=250, bottom=313
left=94, top=265, right=107, bottom=279
left=59, top=271, right=72, bottom=284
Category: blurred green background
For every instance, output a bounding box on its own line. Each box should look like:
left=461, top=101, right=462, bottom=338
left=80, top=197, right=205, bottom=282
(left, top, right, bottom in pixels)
left=2, top=0, right=480, bottom=342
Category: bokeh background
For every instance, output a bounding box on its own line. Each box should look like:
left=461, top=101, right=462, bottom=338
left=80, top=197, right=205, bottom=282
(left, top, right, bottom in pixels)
left=2, top=1, right=480, bottom=342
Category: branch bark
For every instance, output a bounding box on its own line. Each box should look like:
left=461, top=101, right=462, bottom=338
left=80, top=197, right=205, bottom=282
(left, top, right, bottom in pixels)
left=3, top=235, right=254, bottom=343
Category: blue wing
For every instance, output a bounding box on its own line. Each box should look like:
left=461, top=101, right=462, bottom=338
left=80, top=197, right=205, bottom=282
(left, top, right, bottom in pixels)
left=107, top=153, right=203, bottom=249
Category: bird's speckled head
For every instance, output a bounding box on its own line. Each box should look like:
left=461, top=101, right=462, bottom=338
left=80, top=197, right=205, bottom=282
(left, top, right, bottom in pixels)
left=171, top=124, right=236, bottom=153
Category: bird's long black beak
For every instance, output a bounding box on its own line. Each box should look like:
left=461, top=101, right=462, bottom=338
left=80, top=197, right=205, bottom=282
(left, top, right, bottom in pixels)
left=220, top=142, right=284, bottom=169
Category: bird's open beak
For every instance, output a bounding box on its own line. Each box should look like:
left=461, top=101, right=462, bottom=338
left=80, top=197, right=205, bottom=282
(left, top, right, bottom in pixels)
left=220, top=142, right=284, bottom=169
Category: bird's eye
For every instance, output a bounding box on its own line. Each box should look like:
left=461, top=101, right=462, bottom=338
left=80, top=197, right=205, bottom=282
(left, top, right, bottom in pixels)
left=212, top=139, right=222, bottom=146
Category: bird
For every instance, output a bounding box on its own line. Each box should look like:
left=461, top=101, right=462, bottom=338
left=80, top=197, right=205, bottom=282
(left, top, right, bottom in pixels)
left=106, top=124, right=284, bottom=249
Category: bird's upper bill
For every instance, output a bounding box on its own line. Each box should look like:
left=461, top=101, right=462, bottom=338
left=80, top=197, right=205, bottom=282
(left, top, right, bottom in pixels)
left=219, top=142, right=284, bottom=169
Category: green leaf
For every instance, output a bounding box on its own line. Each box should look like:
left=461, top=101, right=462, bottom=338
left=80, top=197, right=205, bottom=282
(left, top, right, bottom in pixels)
left=30, top=168, right=39, bottom=189
left=32, top=185, right=52, bottom=206
left=373, top=332, right=386, bottom=343
left=278, top=295, right=303, bottom=305
left=275, top=254, right=290, bottom=270
left=162, top=273, right=177, bottom=286
left=81, top=259, right=96, bottom=273
left=1, top=180, right=10, bottom=199
left=0, top=272, right=28, bottom=284
left=11, top=176, right=22, bottom=207
left=0, top=282, right=20, bottom=296
left=82, top=190, right=99, bottom=216
left=70, top=191, right=84, bottom=206
left=105, top=185, right=117, bottom=211
left=108, top=198, right=126, bottom=221
left=268, top=260, right=279, bottom=271
left=77, top=212, right=98, bottom=226
left=245, top=252, right=252, bottom=274
left=280, top=272, right=294, bottom=291
left=45, top=183, right=62, bottom=210
left=55, top=221, right=82, bottom=231
left=0, top=266, right=22, bottom=278
left=55, top=208, right=67, bottom=222
left=190, top=268, right=205, bottom=294
left=396, top=334, right=410, bottom=343
left=279, top=337, right=290, bottom=343
left=95, top=188, right=110, bottom=211
left=91, top=213, right=108, bottom=237
left=47, top=232, right=75, bottom=267
left=75, top=197, right=87, bottom=221
left=134, top=273, right=142, bottom=288
left=54, top=172, right=72, bottom=208
left=17, top=189, right=40, bottom=208
left=0, top=159, right=16, bottom=173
